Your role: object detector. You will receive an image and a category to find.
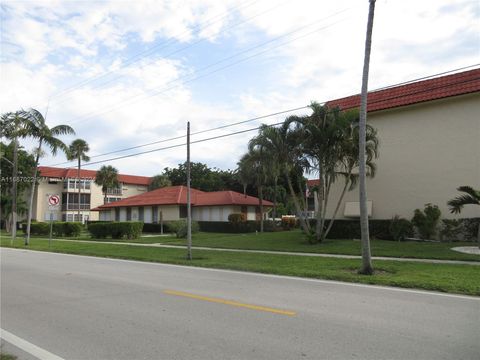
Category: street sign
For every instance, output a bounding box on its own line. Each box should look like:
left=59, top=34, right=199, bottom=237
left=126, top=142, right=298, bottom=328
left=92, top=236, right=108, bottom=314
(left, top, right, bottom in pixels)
left=47, top=194, right=60, bottom=210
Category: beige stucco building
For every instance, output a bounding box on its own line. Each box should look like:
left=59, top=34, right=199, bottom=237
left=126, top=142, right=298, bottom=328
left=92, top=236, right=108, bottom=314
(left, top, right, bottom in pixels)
left=307, top=68, right=480, bottom=220
left=34, top=166, right=151, bottom=222
left=92, top=185, right=272, bottom=222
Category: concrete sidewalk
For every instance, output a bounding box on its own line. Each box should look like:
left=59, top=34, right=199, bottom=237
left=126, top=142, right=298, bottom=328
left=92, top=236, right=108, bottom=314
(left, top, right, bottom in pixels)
left=48, top=238, right=480, bottom=265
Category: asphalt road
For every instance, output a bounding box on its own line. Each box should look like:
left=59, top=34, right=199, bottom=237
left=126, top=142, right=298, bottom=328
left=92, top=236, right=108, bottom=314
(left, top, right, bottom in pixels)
left=1, top=248, right=479, bottom=360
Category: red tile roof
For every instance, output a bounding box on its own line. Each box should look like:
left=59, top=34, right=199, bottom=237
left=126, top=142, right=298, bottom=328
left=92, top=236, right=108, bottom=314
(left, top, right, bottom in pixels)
left=327, top=68, right=480, bottom=113
left=38, top=166, right=151, bottom=186
left=91, top=186, right=272, bottom=210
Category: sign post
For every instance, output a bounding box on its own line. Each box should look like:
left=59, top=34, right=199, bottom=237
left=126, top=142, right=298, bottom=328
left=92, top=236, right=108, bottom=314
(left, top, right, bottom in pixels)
left=47, top=194, right=60, bottom=248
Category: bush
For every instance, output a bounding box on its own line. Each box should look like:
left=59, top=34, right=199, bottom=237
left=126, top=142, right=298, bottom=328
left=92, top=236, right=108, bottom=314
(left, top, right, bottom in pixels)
left=27, top=222, right=50, bottom=236
left=412, top=203, right=441, bottom=240
left=142, top=222, right=174, bottom=233
left=307, top=219, right=393, bottom=240
left=169, top=220, right=199, bottom=238
left=87, top=222, right=143, bottom=239
left=459, top=218, right=480, bottom=241
left=228, top=213, right=246, bottom=223
left=52, top=222, right=83, bottom=237
left=281, top=216, right=296, bottom=230
left=197, top=221, right=258, bottom=233
left=389, top=216, right=414, bottom=242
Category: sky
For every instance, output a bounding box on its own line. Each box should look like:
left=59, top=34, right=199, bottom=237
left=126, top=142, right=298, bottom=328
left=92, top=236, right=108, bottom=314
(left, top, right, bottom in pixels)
left=1, top=0, right=479, bottom=177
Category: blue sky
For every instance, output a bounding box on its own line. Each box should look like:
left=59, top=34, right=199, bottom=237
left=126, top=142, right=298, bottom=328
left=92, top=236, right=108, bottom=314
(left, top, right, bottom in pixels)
left=1, top=0, right=479, bottom=176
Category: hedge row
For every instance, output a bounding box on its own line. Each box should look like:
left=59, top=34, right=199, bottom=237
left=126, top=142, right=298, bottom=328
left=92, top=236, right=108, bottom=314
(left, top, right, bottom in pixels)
left=88, top=221, right=143, bottom=239
left=197, top=220, right=280, bottom=233
left=22, top=222, right=83, bottom=237
left=142, top=222, right=175, bottom=233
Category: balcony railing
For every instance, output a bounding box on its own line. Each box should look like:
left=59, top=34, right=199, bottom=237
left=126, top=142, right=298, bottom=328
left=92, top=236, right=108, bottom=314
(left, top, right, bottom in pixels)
left=62, top=204, right=91, bottom=211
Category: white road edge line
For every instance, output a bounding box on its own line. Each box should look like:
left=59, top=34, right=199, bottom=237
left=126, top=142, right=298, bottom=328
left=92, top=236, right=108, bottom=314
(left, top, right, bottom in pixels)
left=0, top=328, right=65, bottom=360
left=2, top=247, right=479, bottom=301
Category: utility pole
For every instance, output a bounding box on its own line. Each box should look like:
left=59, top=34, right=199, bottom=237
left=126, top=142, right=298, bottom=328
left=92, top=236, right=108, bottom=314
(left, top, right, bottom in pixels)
left=186, top=121, right=192, bottom=260
left=358, top=0, right=376, bottom=275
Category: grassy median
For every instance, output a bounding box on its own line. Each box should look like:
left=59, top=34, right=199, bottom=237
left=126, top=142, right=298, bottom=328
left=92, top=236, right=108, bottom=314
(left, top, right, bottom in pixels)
left=1, top=237, right=479, bottom=296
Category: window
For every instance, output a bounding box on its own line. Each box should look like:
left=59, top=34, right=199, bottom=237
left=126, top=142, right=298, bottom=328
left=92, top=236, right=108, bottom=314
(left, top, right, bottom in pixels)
left=138, top=207, right=144, bottom=221
left=106, top=197, right=122, bottom=203
left=61, top=193, right=91, bottom=210
left=179, top=205, right=187, bottom=219
left=126, top=207, right=132, bottom=221
left=115, top=208, right=120, bottom=221
left=152, top=206, right=158, bottom=223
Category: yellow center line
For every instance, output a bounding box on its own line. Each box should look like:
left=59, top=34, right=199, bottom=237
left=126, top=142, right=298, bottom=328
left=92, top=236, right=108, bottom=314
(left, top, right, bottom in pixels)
left=163, top=289, right=296, bottom=316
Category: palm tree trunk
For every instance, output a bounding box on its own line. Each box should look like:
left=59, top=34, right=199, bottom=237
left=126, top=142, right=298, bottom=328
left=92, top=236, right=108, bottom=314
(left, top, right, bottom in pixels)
left=325, top=176, right=352, bottom=238
left=285, top=171, right=310, bottom=233
left=358, top=0, right=376, bottom=275
left=11, top=138, right=18, bottom=244
left=272, top=176, right=278, bottom=220
left=26, top=139, right=43, bottom=245
left=259, top=185, right=264, bottom=232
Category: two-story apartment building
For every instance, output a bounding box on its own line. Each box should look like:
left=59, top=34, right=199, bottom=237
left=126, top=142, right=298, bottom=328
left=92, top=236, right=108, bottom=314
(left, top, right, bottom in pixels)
left=34, top=166, right=151, bottom=222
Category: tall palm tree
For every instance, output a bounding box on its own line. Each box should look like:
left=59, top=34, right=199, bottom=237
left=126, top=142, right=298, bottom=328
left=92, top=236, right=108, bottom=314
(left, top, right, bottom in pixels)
left=0, top=110, right=31, bottom=242
left=67, top=139, right=90, bottom=221
left=25, top=109, right=75, bottom=245
left=358, top=0, right=376, bottom=275
left=95, top=165, right=120, bottom=205
left=448, top=186, right=480, bottom=246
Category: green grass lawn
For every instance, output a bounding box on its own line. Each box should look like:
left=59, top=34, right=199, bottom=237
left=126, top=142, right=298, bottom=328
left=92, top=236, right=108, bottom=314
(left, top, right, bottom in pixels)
left=138, top=230, right=480, bottom=262
left=1, top=237, right=479, bottom=296
left=3, top=229, right=478, bottom=261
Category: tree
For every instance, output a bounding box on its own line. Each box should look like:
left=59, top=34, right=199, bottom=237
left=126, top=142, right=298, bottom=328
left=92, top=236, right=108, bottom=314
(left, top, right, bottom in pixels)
left=148, top=174, right=172, bottom=191
left=0, top=141, right=35, bottom=232
left=358, top=0, right=376, bottom=275
left=25, top=109, right=74, bottom=244
left=248, top=121, right=311, bottom=234
left=448, top=186, right=480, bottom=246
left=237, top=148, right=268, bottom=232
left=67, top=139, right=90, bottom=221
left=1, top=110, right=32, bottom=241
left=95, top=165, right=120, bottom=205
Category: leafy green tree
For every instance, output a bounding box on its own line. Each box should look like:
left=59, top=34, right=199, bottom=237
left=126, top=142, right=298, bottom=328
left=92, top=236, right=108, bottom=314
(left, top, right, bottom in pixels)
left=1, top=110, right=33, bottom=239
left=67, top=139, right=90, bottom=220
left=448, top=186, right=480, bottom=245
left=25, top=109, right=74, bottom=244
left=412, top=203, right=442, bottom=240
left=95, top=165, right=120, bottom=205
left=0, top=141, right=35, bottom=231
left=148, top=174, right=172, bottom=191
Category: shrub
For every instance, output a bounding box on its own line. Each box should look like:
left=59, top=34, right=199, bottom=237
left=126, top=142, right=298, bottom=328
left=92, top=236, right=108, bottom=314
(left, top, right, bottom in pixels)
left=228, top=213, right=246, bottom=223
left=27, top=222, right=50, bottom=236
left=412, top=203, right=441, bottom=240
left=197, top=221, right=257, bottom=233
left=459, top=218, right=479, bottom=241
left=52, top=222, right=83, bottom=237
left=87, top=222, right=143, bottom=239
left=281, top=216, right=296, bottom=230
left=389, top=216, right=414, bottom=242
left=169, top=220, right=199, bottom=238
left=142, top=222, right=173, bottom=233
left=306, top=219, right=393, bottom=240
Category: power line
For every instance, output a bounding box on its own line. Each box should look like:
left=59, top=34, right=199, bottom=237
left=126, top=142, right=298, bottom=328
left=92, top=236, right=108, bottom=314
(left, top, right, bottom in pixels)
left=66, top=12, right=350, bottom=126
left=44, top=67, right=480, bottom=169
left=48, top=0, right=288, bottom=104
left=48, top=0, right=260, bottom=100
left=45, top=105, right=311, bottom=166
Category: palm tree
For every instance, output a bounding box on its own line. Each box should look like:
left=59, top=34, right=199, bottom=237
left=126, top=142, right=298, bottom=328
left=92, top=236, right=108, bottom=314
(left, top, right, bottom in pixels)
left=25, top=109, right=75, bottom=245
left=448, top=186, right=480, bottom=246
left=95, top=165, right=120, bottom=205
left=358, top=0, right=376, bottom=275
left=67, top=139, right=90, bottom=221
left=248, top=121, right=311, bottom=234
left=237, top=148, right=268, bottom=232
left=1, top=110, right=32, bottom=242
